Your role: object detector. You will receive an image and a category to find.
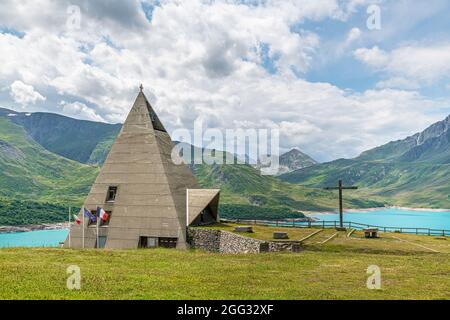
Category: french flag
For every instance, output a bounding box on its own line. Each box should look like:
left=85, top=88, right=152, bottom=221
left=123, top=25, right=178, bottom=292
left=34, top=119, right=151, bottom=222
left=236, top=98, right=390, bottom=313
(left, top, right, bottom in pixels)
left=97, top=207, right=109, bottom=222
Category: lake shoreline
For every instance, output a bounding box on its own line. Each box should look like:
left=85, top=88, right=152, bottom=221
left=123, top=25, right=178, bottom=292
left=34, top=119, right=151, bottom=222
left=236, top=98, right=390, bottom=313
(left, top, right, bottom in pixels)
left=2, top=205, right=450, bottom=234
left=303, top=206, right=450, bottom=215
left=0, top=223, right=69, bottom=234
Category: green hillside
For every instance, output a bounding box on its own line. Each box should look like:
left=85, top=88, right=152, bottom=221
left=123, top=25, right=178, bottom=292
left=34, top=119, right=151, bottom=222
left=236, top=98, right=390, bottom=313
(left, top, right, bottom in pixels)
left=0, top=198, right=73, bottom=225
left=1, top=108, right=121, bottom=165
left=0, top=117, right=98, bottom=202
left=178, top=142, right=382, bottom=217
left=280, top=115, right=450, bottom=208
left=192, top=163, right=382, bottom=216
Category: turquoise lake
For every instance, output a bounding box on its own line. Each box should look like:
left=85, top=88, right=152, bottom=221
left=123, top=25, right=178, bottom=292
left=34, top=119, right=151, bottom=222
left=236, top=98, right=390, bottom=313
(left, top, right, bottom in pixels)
left=0, top=208, right=449, bottom=248
left=0, top=229, right=69, bottom=248
left=309, top=208, right=450, bottom=231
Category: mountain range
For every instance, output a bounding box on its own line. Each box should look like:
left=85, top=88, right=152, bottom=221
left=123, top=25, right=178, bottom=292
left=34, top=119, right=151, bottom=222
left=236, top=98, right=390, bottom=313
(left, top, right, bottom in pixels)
left=1, top=106, right=448, bottom=225
left=0, top=107, right=381, bottom=225
left=0, top=108, right=121, bottom=165
left=280, top=115, right=450, bottom=208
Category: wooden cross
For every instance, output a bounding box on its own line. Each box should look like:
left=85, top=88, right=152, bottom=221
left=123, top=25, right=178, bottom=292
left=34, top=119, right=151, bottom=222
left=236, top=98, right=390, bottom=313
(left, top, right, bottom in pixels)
left=324, top=180, right=358, bottom=228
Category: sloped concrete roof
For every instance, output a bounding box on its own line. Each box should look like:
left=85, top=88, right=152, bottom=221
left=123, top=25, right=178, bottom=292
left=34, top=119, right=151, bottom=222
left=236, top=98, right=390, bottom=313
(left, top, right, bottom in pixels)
left=188, top=189, right=220, bottom=225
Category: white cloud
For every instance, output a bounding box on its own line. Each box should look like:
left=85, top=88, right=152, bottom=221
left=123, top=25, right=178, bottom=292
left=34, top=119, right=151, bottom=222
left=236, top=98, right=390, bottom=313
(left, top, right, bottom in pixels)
left=375, top=77, right=420, bottom=90
left=9, top=81, right=46, bottom=106
left=0, top=0, right=448, bottom=161
left=345, top=27, right=362, bottom=45
left=354, top=44, right=450, bottom=87
left=353, top=46, right=389, bottom=67
left=60, top=101, right=105, bottom=122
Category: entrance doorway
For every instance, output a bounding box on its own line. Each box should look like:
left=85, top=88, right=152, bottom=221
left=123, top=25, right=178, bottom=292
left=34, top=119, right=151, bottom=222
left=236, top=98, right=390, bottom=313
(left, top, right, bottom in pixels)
left=97, top=236, right=107, bottom=248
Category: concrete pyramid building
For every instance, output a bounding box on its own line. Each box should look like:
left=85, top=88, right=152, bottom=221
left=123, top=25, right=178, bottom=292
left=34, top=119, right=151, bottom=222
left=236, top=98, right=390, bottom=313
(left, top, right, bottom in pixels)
left=65, top=86, right=220, bottom=249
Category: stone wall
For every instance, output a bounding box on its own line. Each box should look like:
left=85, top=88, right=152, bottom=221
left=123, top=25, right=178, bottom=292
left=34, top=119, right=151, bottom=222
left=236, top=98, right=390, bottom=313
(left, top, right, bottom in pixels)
left=187, top=228, right=221, bottom=252
left=218, top=230, right=266, bottom=254
left=187, top=228, right=302, bottom=254
left=187, top=228, right=266, bottom=253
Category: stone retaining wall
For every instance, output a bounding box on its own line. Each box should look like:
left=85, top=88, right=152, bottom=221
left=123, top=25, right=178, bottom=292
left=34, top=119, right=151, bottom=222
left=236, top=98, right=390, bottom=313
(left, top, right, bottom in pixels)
left=187, top=228, right=222, bottom=252
left=187, top=228, right=302, bottom=254
left=219, top=230, right=266, bottom=254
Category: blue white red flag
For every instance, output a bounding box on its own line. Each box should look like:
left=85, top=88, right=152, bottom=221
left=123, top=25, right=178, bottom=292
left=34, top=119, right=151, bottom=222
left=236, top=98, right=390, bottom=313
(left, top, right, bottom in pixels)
left=97, top=207, right=109, bottom=222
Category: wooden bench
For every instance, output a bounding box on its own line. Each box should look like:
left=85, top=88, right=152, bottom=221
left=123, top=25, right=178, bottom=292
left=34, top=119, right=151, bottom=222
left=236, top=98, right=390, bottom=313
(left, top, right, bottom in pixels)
left=273, top=232, right=289, bottom=239
left=234, top=226, right=253, bottom=233
left=363, top=228, right=379, bottom=238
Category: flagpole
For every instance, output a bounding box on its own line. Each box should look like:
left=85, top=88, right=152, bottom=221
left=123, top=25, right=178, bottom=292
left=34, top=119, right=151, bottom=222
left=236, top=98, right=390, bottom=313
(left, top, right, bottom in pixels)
left=82, top=208, right=85, bottom=249
left=96, top=211, right=99, bottom=249
left=68, top=207, right=71, bottom=248
left=186, top=189, right=189, bottom=228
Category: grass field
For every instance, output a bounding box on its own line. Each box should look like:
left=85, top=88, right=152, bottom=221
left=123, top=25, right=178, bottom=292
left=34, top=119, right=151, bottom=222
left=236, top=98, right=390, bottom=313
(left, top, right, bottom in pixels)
left=0, top=224, right=449, bottom=300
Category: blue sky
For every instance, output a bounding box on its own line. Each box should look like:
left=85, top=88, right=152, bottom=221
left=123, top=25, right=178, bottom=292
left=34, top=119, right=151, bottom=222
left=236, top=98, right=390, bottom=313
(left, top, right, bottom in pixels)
left=298, top=1, right=450, bottom=96
left=0, top=0, right=449, bottom=161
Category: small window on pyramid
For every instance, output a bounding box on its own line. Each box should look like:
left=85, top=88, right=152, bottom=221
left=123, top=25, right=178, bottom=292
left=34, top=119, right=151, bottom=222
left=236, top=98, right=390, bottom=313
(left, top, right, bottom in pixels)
left=106, top=186, right=118, bottom=202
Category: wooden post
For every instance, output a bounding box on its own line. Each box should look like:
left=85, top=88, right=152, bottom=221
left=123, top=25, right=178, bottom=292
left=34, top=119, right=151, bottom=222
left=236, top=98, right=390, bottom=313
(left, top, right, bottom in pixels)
left=96, top=217, right=99, bottom=249
left=186, top=189, right=189, bottom=230
left=338, top=180, right=343, bottom=228
left=82, top=209, right=85, bottom=249
left=323, top=180, right=357, bottom=229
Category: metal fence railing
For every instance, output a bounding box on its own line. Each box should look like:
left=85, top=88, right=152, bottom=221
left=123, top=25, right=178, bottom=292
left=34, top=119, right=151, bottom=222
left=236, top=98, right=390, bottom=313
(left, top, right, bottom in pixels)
left=221, top=218, right=450, bottom=237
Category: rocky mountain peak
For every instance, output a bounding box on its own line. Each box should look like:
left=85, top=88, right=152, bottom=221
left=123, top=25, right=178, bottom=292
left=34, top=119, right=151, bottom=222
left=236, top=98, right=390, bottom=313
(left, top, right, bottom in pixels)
left=277, top=148, right=318, bottom=175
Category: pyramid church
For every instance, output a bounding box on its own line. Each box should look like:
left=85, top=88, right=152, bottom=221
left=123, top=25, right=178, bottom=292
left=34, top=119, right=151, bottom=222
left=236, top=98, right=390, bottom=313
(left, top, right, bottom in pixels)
left=64, top=86, right=220, bottom=249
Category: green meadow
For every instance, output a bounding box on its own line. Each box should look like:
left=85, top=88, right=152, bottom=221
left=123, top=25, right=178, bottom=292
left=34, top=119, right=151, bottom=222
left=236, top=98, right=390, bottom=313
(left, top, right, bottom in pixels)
left=0, top=225, right=448, bottom=300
